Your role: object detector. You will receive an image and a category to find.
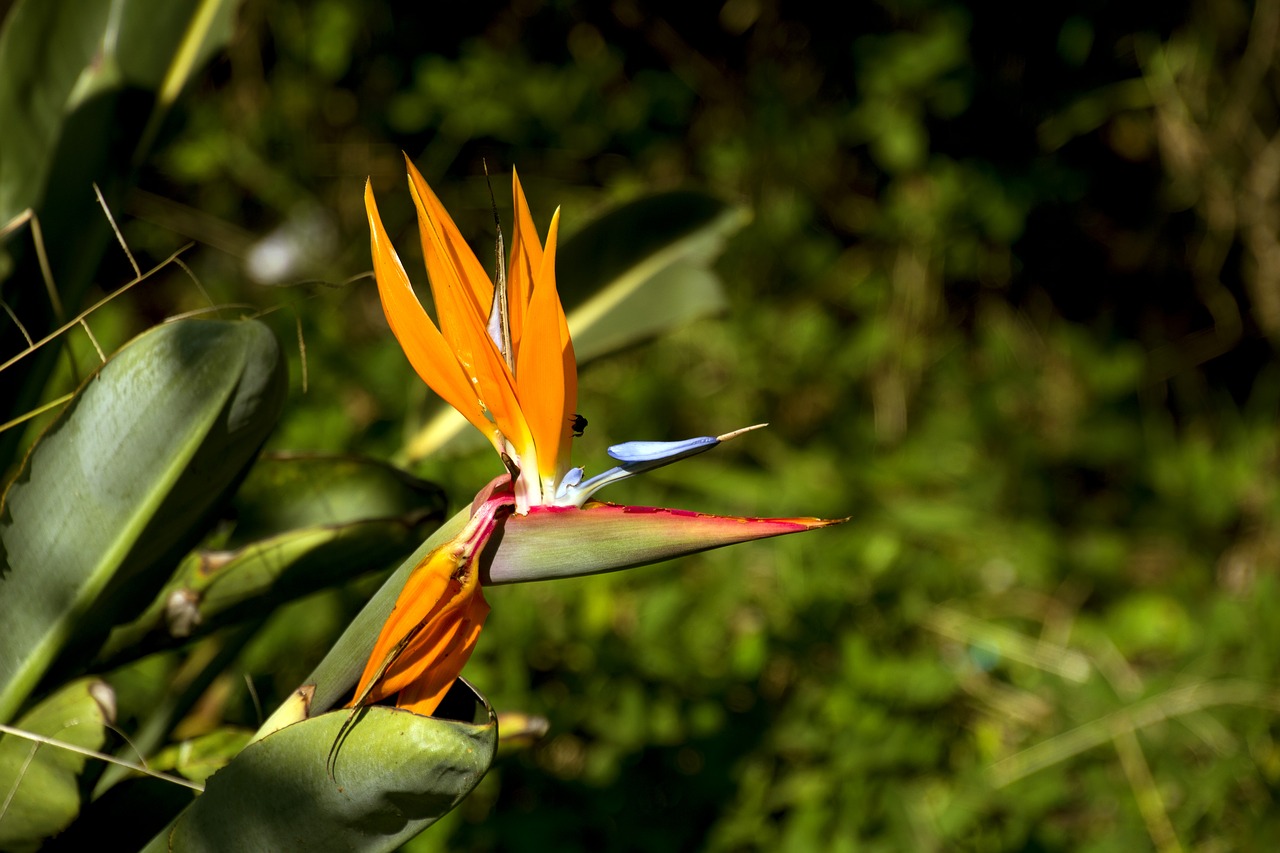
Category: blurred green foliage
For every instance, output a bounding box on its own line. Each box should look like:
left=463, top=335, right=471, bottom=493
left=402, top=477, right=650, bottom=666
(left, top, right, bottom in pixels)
left=6, top=0, right=1280, bottom=849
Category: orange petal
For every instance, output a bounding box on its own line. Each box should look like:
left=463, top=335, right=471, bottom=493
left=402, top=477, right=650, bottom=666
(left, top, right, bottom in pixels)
left=507, top=167, right=542, bottom=355
left=365, top=179, right=495, bottom=445
left=349, top=482, right=510, bottom=717
left=406, top=164, right=535, bottom=463
left=516, top=209, right=572, bottom=482
left=404, top=156, right=493, bottom=321
left=347, top=545, right=453, bottom=707
left=553, top=229, right=578, bottom=474
left=405, top=165, right=489, bottom=366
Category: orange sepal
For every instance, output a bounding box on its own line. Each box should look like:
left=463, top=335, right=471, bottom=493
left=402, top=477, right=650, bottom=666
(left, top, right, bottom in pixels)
left=516, top=209, right=575, bottom=481
left=397, top=591, right=490, bottom=714
left=364, top=179, right=495, bottom=446
left=507, top=167, right=543, bottom=354
left=348, top=484, right=512, bottom=717
left=405, top=162, right=535, bottom=464
left=403, top=156, right=493, bottom=320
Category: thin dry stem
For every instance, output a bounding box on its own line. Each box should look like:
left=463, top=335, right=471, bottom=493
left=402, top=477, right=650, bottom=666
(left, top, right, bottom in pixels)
left=79, top=319, right=106, bottom=364
left=989, top=679, right=1280, bottom=787
left=94, top=182, right=141, bottom=278
left=0, top=393, right=76, bottom=436
left=295, top=312, right=308, bottom=393
left=0, top=297, right=33, bottom=347
left=171, top=256, right=215, bottom=309
left=0, top=722, right=203, bottom=793
left=0, top=244, right=192, bottom=375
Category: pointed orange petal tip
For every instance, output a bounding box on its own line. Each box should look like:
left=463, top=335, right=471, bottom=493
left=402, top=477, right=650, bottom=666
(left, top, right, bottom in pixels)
left=481, top=503, right=846, bottom=585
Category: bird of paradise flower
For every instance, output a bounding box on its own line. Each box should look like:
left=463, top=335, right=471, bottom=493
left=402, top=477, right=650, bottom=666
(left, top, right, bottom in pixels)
left=348, top=157, right=841, bottom=726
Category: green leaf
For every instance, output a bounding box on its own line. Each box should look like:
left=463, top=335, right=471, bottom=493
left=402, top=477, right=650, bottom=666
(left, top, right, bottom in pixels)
left=149, top=681, right=495, bottom=853
left=558, top=191, right=749, bottom=362
left=149, top=727, right=255, bottom=784
left=0, top=679, right=111, bottom=852
left=0, top=319, right=286, bottom=723
left=97, top=455, right=446, bottom=665
left=399, top=191, right=749, bottom=463
left=225, top=453, right=446, bottom=548
left=0, top=0, right=236, bottom=225
left=98, top=521, right=437, bottom=667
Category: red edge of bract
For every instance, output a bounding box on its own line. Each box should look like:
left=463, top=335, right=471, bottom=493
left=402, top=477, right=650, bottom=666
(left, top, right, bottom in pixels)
left=535, top=501, right=846, bottom=530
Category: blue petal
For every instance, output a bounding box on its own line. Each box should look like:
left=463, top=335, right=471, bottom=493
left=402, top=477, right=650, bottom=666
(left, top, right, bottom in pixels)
left=568, top=436, right=723, bottom=505
left=606, top=436, right=720, bottom=464
left=554, top=426, right=768, bottom=507
left=555, top=466, right=585, bottom=500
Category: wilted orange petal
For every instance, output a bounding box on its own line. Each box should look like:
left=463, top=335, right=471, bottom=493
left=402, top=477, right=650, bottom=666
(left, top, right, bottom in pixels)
left=347, top=544, right=454, bottom=707
left=365, top=180, right=494, bottom=444
left=396, top=591, right=489, bottom=715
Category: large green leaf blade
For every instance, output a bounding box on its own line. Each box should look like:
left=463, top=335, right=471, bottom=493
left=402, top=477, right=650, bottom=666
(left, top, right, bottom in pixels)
left=0, top=319, right=286, bottom=722
left=152, top=682, right=495, bottom=853
left=224, top=453, right=446, bottom=547
left=0, top=0, right=236, bottom=225
left=96, top=524, right=419, bottom=667
left=558, top=190, right=749, bottom=361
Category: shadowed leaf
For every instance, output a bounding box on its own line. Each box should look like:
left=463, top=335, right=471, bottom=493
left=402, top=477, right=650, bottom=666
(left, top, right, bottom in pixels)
left=0, top=0, right=241, bottom=467
left=96, top=455, right=445, bottom=665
